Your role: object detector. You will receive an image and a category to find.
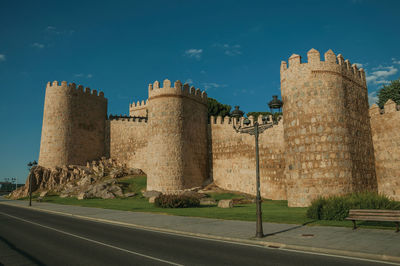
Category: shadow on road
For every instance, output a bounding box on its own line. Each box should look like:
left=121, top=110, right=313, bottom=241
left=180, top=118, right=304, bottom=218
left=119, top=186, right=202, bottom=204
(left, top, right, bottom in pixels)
left=0, top=235, right=45, bottom=266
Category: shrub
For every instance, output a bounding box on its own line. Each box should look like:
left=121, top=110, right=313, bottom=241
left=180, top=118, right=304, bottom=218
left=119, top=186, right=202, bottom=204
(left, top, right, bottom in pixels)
left=154, top=194, right=200, bottom=208
left=307, top=192, right=400, bottom=221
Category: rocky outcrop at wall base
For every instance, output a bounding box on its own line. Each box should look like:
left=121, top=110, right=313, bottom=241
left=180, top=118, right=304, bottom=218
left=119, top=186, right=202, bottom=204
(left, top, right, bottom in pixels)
left=9, top=158, right=144, bottom=200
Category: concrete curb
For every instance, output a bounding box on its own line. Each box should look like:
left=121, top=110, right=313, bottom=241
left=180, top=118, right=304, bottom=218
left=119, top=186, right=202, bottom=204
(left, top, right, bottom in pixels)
left=1, top=201, right=400, bottom=265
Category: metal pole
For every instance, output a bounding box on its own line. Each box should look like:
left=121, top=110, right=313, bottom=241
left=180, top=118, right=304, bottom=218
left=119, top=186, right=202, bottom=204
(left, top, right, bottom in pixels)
left=254, top=122, right=264, bottom=238
left=29, top=171, right=32, bottom=206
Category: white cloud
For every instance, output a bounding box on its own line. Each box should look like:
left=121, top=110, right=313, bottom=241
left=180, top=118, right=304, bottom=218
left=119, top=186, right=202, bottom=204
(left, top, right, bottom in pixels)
left=184, top=49, right=203, bottom=59
left=368, top=91, right=378, bottom=105
left=354, top=63, right=363, bottom=68
left=74, top=73, right=93, bottom=78
left=32, top=42, right=45, bottom=48
left=214, top=43, right=242, bottom=56
left=392, top=58, right=400, bottom=65
left=202, top=82, right=228, bottom=90
left=0, top=54, right=5, bottom=62
left=200, top=70, right=206, bottom=74
left=46, top=26, right=60, bottom=34
left=366, top=65, right=398, bottom=85
left=185, top=78, right=193, bottom=84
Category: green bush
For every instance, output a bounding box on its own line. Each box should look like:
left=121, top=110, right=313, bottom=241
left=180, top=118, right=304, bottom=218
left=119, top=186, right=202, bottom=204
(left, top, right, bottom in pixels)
left=154, top=194, right=200, bottom=208
left=307, top=192, right=400, bottom=221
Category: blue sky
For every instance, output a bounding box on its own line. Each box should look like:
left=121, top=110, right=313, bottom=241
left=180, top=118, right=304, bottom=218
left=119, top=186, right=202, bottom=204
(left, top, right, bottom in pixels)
left=0, top=0, right=399, bottom=184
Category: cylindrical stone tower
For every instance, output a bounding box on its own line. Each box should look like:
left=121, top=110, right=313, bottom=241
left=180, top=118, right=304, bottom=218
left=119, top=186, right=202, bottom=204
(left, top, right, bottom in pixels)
left=281, top=49, right=377, bottom=207
left=38, top=81, right=107, bottom=168
left=146, top=79, right=208, bottom=192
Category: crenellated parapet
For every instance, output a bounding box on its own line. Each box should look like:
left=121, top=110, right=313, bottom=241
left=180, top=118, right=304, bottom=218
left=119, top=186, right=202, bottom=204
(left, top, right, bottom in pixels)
left=148, top=79, right=207, bottom=105
left=46, top=80, right=106, bottom=100
left=280, top=49, right=366, bottom=88
left=108, top=114, right=148, bottom=123
left=129, top=99, right=148, bottom=117
left=369, top=100, right=400, bottom=117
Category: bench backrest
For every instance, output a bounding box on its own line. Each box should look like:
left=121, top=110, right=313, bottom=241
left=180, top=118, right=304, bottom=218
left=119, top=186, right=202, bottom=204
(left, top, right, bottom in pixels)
left=348, top=209, right=400, bottom=221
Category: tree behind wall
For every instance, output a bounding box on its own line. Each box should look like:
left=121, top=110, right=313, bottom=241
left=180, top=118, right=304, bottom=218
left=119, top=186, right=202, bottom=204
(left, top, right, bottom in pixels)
left=207, top=97, right=231, bottom=117
left=377, top=78, right=400, bottom=108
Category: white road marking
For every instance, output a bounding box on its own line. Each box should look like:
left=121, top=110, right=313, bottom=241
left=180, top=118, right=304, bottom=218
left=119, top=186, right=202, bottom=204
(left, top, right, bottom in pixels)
left=0, top=212, right=183, bottom=266
left=1, top=204, right=399, bottom=266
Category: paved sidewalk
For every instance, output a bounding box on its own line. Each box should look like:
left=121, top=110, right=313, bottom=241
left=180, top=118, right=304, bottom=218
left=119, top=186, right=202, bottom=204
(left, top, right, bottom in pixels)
left=1, top=197, right=399, bottom=264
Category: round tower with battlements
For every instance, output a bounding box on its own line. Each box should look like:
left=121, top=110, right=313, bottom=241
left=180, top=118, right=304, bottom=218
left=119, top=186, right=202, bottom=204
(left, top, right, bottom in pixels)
left=38, top=81, right=107, bottom=168
left=281, top=49, right=377, bottom=207
left=146, top=79, right=208, bottom=192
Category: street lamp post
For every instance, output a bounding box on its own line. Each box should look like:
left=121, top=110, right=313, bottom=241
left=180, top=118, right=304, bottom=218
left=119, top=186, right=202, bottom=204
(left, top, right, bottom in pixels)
left=27, top=160, right=37, bottom=206
left=230, top=96, right=283, bottom=238
left=12, top=177, right=17, bottom=190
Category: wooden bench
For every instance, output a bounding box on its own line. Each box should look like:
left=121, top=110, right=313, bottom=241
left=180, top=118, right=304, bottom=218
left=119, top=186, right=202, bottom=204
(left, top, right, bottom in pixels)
left=346, top=209, right=400, bottom=232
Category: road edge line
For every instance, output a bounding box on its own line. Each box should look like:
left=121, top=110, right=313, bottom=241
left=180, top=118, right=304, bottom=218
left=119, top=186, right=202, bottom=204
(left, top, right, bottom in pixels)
left=1, top=201, right=399, bottom=265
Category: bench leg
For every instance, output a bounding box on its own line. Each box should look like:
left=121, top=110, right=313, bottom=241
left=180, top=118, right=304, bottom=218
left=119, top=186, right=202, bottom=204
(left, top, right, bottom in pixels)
left=352, top=220, right=357, bottom=230
left=396, top=222, right=399, bottom=233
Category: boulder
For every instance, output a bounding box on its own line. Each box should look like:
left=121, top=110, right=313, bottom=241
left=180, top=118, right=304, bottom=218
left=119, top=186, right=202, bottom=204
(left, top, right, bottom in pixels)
left=143, top=190, right=161, bottom=198
left=77, top=192, right=87, bottom=200
left=127, top=168, right=145, bottom=176
left=123, top=192, right=136, bottom=198
left=77, top=176, right=93, bottom=186
left=149, top=196, right=157, bottom=203
left=39, top=191, right=48, bottom=197
left=109, top=185, right=124, bottom=197
left=218, top=199, right=233, bottom=208
left=98, top=190, right=115, bottom=199
left=110, top=169, right=126, bottom=179
left=200, top=198, right=217, bottom=205
left=181, top=191, right=206, bottom=199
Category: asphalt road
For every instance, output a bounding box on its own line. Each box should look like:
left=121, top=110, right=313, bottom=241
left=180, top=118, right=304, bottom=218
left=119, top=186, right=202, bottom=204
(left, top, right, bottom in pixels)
left=0, top=204, right=393, bottom=266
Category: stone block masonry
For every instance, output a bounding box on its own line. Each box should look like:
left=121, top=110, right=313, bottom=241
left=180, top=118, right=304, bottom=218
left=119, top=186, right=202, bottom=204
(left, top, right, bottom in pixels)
left=38, top=81, right=107, bottom=168
left=37, top=48, right=400, bottom=207
left=209, top=116, right=285, bottom=200
left=146, top=79, right=208, bottom=192
left=281, top=49, right=377, bottom=207
left=370, top=100, right=400, bottom=201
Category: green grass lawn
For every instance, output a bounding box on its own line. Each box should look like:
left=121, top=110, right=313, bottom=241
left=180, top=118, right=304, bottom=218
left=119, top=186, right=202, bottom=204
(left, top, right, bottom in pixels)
left=27, top=175, right=397, bottom=230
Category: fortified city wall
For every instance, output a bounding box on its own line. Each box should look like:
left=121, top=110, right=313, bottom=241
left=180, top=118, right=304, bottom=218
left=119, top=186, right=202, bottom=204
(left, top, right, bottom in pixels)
left=281, top=49, right=377, bottom=207
left=106, top=117, right=148, bottom=173
left=209, top=116, right=285, bottom=200
left=146, top=79, right=208, bottom=192
left=36, top=48, right=400, bottom=207
left=38, top=81, right=107, bottom=168
left=370, top=100, right=400, bottom=201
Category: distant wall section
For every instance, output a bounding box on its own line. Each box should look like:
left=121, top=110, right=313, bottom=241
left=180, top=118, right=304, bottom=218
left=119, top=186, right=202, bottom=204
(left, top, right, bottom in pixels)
left=106, top=118, right=148, bottom=173
left=209, top=116, right=286, bottom=200
left=129, top=100, right=148, bottom=117
left=370, top=100, right=400, bottom=201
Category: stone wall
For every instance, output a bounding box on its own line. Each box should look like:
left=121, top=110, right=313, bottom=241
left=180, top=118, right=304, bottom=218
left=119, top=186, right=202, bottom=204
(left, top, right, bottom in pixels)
left=146, top=79, right=208, bottom=192
left=209, top=116, right=285, bottom=200
left=129, top=100, right=148, bottom=117
left=370, top=100, right=400, bottom=201
left=39, top=81, right=107, bottom=168
left=106, top=118, right=148, bottom=173
left=281, top=49, right=376, bottom=207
